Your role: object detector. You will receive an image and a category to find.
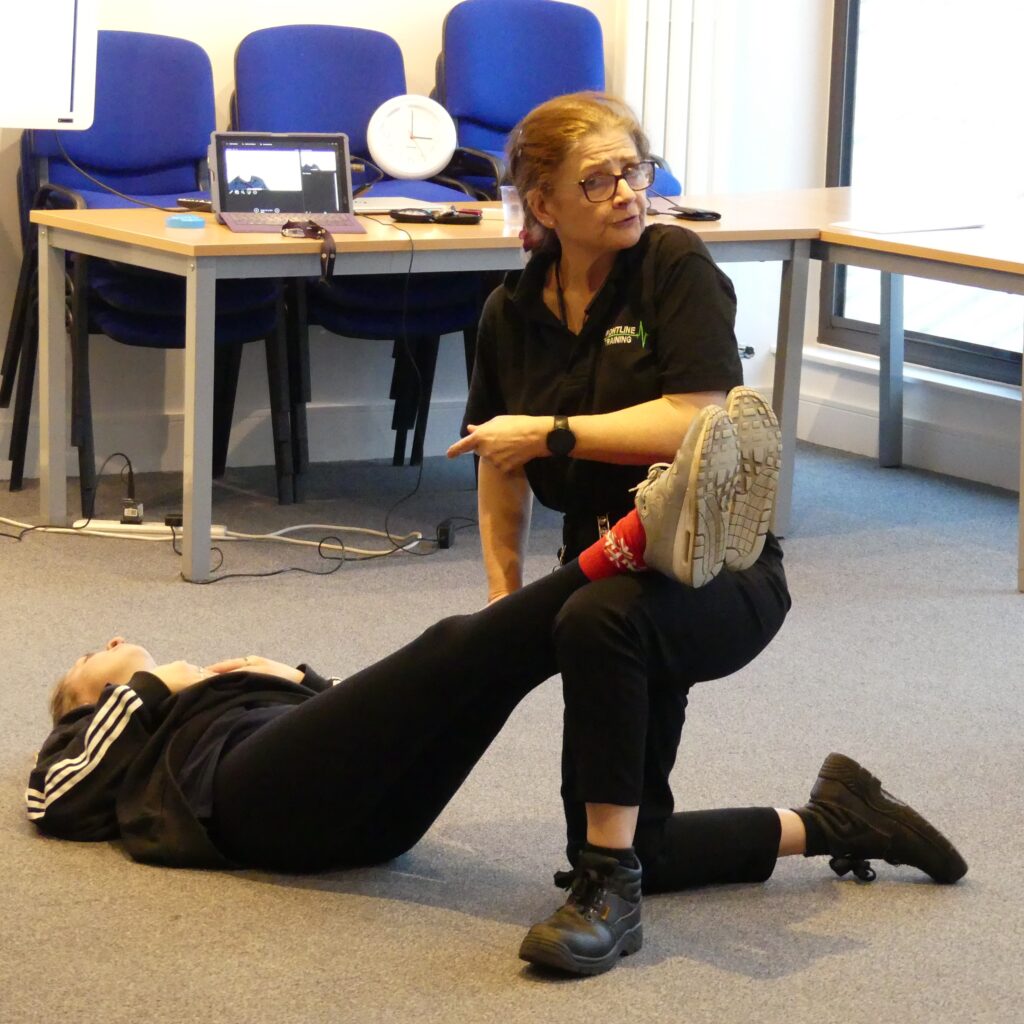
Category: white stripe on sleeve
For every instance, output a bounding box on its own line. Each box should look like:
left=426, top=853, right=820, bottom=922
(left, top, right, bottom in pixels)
left=25, top=685, right=144, bottom=820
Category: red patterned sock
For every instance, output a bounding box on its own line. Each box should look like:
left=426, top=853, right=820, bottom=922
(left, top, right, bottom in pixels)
left=577, top=510, right=648, bottom=581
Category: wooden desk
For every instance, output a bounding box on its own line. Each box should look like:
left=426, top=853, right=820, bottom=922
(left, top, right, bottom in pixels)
left=30, top=192, right=844, bottom=580
left=816, top=222, right=1024, bottom=588
left=30, top=208, right=526, bottom=579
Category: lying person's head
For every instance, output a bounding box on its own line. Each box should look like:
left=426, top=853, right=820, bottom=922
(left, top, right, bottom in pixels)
left=50, top=637, right=157, bottom=724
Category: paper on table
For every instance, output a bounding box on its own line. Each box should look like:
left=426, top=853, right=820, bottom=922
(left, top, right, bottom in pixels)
left=831, top=199, right=986, bottom=235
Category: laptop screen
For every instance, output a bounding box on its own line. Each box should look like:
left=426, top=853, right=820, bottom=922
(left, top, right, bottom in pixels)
left=211, top=133, right=354, bottom=215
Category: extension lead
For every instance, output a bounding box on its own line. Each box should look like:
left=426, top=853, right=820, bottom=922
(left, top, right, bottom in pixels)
left=72, top=518, right=228, bottom=538
left=2, top=515, right=424, bottom=557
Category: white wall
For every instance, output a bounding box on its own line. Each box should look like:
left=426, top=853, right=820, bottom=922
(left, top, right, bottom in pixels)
left=681, top=0, right=832, bottom=397
left=0, top=0, right=621, bottom=479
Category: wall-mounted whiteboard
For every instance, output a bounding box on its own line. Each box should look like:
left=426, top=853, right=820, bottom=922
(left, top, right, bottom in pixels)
left=0, top=1, right=97, bottom=129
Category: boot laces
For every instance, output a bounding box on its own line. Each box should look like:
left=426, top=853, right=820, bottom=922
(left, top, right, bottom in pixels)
left=554, top=865, right=608, bottom=920
left=828, top=855, right=877, bottom=882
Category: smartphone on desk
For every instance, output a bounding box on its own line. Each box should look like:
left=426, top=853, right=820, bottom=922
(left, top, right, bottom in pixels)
left=669, top=206, right=721, bottom=222
left=390, top=207, right=482, bottom=225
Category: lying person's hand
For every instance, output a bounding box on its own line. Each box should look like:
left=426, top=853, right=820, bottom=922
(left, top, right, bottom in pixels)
left=205, top=656, right=304, bottom=684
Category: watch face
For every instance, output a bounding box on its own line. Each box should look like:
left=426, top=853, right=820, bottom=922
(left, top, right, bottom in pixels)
left=547, top=427, right=575, bottom=457
left=366, top=95, right=458, bottom=180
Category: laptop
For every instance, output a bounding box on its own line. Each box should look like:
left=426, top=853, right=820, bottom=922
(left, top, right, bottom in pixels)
left=209, top=131, right=365, bottom=234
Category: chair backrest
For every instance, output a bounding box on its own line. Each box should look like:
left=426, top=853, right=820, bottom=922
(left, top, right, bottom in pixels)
left=233, top=25, right=407, bottom=159
left=26, top=30, right=215, bottom=200
left=439, top=0, right=605, bottom=153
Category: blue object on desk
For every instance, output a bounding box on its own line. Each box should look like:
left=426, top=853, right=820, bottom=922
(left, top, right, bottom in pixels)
left=165, top=213, right=206, bottom=229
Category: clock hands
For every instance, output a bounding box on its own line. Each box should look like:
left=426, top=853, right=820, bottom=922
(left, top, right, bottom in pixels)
left=409, top=108, right=433, bottom=140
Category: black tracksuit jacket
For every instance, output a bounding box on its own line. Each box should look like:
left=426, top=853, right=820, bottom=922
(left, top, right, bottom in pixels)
left=25, top=667, right=334, bottom=867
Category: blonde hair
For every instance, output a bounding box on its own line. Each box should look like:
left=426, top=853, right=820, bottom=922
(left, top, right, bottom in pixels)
left=49, top=672, right=80, bottom=725
left=506, top=91, right=651, bottom=248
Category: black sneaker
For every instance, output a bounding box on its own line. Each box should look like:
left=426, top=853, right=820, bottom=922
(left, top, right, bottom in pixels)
left=802, top=752, right=968, bottom=884
left=519, top=850, right=643, bottom=975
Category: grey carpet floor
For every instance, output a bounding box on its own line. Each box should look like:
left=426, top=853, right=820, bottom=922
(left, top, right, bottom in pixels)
left=1, top=443, right=1020, bottom=1024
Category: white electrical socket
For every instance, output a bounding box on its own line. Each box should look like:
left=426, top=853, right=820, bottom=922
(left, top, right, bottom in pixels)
left=71, top=519, right=228, bottom=538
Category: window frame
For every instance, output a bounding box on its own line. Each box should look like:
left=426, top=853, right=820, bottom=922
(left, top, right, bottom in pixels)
left=818, top=0, right=1023, bottom=386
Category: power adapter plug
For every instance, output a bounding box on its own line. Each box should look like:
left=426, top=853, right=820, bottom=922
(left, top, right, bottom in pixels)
left=121, top=500, right=144, bottom=525
left=437, top=519, right=455, bottom=549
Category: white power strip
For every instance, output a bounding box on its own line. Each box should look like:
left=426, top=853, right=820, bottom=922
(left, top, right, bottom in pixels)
left=72, top=518, right=228, bottom=538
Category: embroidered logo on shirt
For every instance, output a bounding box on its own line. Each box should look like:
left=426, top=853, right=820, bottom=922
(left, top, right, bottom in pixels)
left=604, top=321, right=648, bottom=348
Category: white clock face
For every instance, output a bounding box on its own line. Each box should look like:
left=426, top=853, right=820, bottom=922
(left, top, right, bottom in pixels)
left=366, top=95, right=458, bottom=180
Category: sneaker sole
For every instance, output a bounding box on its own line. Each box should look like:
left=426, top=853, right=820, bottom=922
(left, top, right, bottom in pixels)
left=816, top=753, right=968, bottom=884
left=518, top=923, right=643, bottom=976
left=724, top=387, right=782, bottom=571
left=643, top=410, right=738, bottom=588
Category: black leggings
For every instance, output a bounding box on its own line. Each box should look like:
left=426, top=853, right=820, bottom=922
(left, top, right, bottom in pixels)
left=210, top=560, right=786, bottom=889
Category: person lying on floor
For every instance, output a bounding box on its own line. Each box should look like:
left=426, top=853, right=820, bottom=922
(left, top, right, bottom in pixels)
left=27, top=409, right=967, bottom=977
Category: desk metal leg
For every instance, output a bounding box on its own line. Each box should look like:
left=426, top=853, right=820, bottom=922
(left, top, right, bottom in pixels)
left=38, top=228, right=68, bottom=526
left=879, top=272, right=904, bottom=467
left=181, top=262, right=216, bottom=581
left=771, top=240, right=810, bottom=537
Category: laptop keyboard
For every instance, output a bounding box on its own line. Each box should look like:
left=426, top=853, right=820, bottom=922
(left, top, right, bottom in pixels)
left=221, top=211, right=361, bottom=230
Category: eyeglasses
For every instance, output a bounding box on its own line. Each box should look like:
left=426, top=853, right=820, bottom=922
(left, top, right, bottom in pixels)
left=577, top=160, right=656, bottom=203
left=281, top=219, right=336, bottom=282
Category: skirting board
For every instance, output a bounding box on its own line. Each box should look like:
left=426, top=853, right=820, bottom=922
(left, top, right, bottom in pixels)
left=1, top=391, right=1018, bottom=493
left=790, top=391, right=1020, bottom=493
left=0, top=398, right=469, bottom=480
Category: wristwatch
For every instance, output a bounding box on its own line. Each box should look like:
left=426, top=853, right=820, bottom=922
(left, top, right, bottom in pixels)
left=546, top=415, right=576, bottom=457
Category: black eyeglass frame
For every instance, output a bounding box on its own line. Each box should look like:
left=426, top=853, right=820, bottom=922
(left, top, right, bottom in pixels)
left=577, top=160, right=656, bottom=203
left=281, top=219, right=336, bottom=282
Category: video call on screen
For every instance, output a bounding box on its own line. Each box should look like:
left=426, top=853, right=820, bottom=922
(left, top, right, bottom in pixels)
left=223, top=145, right=341, bottom=213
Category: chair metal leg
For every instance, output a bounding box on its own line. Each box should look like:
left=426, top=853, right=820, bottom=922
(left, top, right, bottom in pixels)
left=285, top=282, right=310, bottom=497
left=390, top=338, right=419, bottom=466
left=1, top=241, right=37, bottom=406
left=410, top=334, right=440, bottom=466
left=263, top=316, right=295, bottom=505
left=462, top=322, right=478, bottom=388
left=212, top=343, right=243, bottom=478
left=8, top=307, right=37, bottom=491
left=70, top=332, right=96, bottom=518
left=69, top=258, right=96, bottom=517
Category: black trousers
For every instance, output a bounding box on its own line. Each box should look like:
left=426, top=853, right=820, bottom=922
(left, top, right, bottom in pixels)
left=211, top=559, right=786, bottom=889
left=556, top=526, right=792, bottom=888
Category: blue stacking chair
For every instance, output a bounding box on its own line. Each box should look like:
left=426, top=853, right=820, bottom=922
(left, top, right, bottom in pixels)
left=233, top=24, right=487, bottom=472
left=1, top=30, right=295, bottom=510
left=434, top=0, right=682, bottom=198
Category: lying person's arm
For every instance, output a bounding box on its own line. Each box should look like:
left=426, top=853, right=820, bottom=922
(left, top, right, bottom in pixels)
left=26, top=672, right=172, bottom=841
left=207, top=656, right=341, bottom=693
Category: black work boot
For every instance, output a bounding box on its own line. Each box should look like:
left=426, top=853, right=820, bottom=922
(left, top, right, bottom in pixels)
left=519, top=849, right=643, bottom=975
left=796, top=752, right=968, bottom=884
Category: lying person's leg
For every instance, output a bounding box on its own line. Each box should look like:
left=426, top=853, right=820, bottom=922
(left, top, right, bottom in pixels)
left=209, top=562, right=589, bottom=871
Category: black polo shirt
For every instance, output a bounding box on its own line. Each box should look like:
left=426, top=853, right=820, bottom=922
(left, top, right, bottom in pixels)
left=463, top=224, right=743, bottom=517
